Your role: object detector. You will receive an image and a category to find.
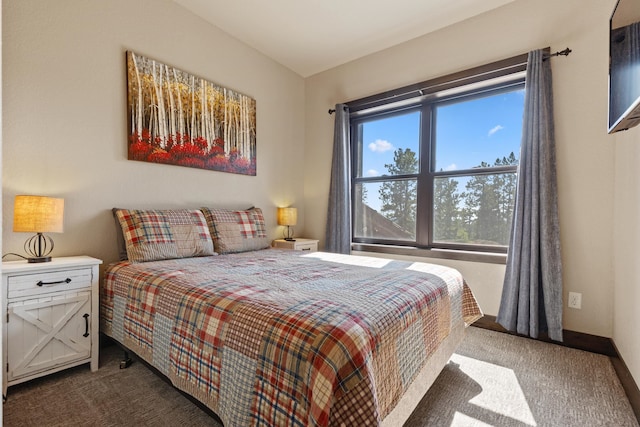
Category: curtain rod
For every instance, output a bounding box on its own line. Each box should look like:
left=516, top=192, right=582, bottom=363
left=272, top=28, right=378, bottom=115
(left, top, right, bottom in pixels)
left=328, top=47, right=572, bottom=115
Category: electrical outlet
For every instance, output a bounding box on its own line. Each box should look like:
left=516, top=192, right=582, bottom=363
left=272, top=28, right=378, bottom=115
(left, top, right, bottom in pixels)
left=568, top=292, right=582, bottom=309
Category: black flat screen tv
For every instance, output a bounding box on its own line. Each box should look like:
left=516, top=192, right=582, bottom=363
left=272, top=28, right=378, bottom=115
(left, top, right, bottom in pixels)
left=609, top=0, right=640, bottom=133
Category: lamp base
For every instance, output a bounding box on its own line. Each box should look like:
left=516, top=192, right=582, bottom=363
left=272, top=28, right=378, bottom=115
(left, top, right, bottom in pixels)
left=28, top=256, right=52, bottom=263
left=283, top=225, right=296, bottom=241
left=24, top=233, right=55, bottom=263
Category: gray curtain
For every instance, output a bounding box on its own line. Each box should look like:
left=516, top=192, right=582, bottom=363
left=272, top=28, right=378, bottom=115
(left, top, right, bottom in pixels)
left=325, top=104, right=351, bottom=254
left=496, top=50, right=563, bottom=342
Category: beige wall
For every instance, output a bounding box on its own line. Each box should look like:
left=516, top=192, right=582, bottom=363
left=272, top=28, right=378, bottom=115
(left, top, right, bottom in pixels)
left=613, top=128, right=640, bottom=387
left=305, top=0, right=618, bottom=337
left=2, top=0, right=306, bottom=267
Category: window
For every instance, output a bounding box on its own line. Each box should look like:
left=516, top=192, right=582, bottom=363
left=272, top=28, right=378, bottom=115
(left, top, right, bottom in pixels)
left=350, top=55, right=527, bottom=254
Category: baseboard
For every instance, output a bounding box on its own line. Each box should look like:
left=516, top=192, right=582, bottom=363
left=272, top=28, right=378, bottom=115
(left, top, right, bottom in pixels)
left=610, top=341, right=640, bottom=422
left=472, top=315, right=640, bottom=422
left=472, top=315, right=616, bottom=355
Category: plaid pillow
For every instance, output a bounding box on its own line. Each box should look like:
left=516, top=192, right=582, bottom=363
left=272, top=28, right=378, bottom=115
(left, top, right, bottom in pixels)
left=115, top=209, right=215, bottom=262
left=200, top=207, right=270, bottom=254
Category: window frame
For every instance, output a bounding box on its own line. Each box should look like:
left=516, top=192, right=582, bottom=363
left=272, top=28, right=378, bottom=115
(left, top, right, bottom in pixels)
left=347, top=53, right=529, bottom=258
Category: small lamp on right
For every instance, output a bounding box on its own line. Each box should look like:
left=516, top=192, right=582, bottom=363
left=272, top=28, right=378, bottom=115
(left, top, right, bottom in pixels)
left=277, top=207, right=297, bottom=241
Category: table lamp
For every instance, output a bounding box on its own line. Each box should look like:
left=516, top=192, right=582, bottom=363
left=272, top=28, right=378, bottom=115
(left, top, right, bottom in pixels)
left=13, top=195, right=64, bottom=263
left=277, top=207, right=297, bottom=241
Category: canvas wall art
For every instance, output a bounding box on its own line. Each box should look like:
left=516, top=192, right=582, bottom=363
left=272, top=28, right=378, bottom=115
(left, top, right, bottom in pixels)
left=126, top=51, right=257, bottom=175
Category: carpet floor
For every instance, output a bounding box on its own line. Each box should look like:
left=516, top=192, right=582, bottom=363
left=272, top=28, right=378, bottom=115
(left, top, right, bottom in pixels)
left=3, top=326, right=638, bottom=426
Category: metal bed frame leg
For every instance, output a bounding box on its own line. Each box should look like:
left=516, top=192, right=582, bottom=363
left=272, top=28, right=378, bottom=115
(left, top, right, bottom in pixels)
left=120, top=350, right=133, bottom=369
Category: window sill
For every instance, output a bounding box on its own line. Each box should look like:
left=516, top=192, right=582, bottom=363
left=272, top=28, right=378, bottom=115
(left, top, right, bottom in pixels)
left=351, top=243, right=507, bottom=265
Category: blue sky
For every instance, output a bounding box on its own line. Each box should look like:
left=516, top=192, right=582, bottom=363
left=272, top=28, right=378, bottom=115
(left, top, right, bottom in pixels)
left=359, top=88, right=525, bottom=211
left=361, top=89, right=525, bottom=177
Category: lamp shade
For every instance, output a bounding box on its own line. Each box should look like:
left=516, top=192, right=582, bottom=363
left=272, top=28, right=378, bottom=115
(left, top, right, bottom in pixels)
left=277, top=207, right=297, bottom=226
left=13, top=195, right=64, bottom=233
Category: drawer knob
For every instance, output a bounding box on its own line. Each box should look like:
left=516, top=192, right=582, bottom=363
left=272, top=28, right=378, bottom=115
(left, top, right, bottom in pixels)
left=36, top=278, right=72, bottom=287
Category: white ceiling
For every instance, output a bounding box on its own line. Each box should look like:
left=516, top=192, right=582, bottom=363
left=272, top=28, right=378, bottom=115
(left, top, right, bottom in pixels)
left=173, top=0, right=517, bottom=77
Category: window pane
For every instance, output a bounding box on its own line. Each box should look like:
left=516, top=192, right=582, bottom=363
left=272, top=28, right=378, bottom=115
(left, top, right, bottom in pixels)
left=354, top=180, right=416, bottom=241
left=433, top=172, right=517, bottom=246
left=358, top=111, right=420, bottom=178
left=434, top=89, right=524, bottom=172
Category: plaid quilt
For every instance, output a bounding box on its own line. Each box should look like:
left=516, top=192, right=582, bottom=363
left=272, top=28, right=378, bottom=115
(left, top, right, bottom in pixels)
left=101, top=249, right=482, bottom=426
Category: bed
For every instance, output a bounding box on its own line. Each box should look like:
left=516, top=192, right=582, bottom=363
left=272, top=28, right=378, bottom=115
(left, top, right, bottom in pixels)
left=100, top=207, right=482, bottom=426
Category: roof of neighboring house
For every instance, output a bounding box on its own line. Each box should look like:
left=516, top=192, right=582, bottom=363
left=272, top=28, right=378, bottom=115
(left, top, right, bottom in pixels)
left=360, top=204, right=414, bottom=240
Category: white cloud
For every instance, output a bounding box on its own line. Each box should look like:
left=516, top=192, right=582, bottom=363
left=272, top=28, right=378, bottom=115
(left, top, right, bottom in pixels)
left=366, top=169, right=379, bottom=177
left=444, top=163, right=457, bottom=171
left=368, top=139, right=394, bottom=152
left=488, top=125, right=505, bottom=137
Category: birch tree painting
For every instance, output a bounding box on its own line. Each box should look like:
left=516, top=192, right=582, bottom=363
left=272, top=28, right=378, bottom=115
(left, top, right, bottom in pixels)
left=127, top=51, right=257, bottom=175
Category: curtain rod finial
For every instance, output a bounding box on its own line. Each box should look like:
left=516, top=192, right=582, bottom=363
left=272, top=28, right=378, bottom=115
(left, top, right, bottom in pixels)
left=558, top=47, right=572, bottom=56
left=544, top=47, right=572, bottom=61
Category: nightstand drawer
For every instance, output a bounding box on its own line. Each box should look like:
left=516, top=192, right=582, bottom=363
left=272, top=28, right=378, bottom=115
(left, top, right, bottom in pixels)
left=273, top=238, right=319, bottom=252
left=296, top=243, right=316, bottom=252
left=7, top=268, right=93, bottom=299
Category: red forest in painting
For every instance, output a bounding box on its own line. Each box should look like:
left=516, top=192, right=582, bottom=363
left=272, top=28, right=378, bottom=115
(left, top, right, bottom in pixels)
left=127, top=52, right=257, bottom=176
left=128, top=131, right=255, bottom=175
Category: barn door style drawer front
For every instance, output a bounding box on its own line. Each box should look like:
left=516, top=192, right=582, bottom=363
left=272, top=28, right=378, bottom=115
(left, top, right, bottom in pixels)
left=7, top=268, right=92, bottom=299
left=7, top=290, right=92, bottom=382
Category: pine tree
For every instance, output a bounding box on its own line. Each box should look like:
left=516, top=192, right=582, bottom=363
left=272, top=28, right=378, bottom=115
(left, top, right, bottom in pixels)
left=379, top=148, right=418, bottom=237
left=370, top=147, right=518, bottom=246
left=433, top=176, right=462, bottom=242
left=493, top=152, right=518, bottom=244
left=463, top=163, right=500, bottom=244
left=461, top=152, right=518, bottom=245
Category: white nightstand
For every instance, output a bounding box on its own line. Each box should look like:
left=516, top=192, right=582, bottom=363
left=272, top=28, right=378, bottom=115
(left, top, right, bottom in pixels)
left=273, top=238, right=319, bottom=252
left=2, top=256, right=102, bottom=398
